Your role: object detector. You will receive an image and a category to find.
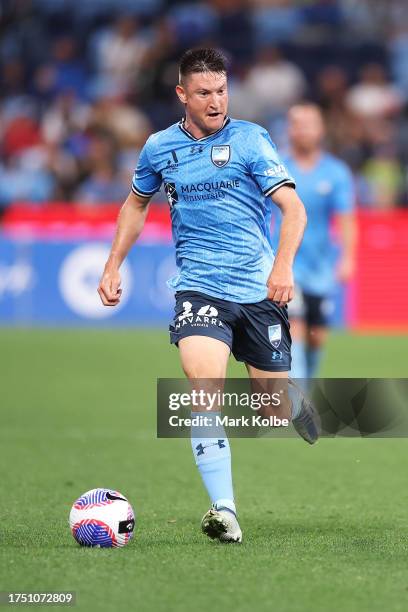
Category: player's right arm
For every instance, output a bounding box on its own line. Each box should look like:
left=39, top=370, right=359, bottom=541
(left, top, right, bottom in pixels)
left=98, top=135, right=162, bottom=307
left=98, top=192, right=151, bottom=306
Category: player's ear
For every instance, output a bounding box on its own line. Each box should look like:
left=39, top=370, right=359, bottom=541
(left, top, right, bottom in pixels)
left=176, top=84, right=187, bottom=105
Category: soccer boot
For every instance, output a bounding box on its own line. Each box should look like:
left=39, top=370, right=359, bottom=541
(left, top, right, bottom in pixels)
left=289, top=378, right=321, bottom=444
left=201, top=505, right=242, bottom=543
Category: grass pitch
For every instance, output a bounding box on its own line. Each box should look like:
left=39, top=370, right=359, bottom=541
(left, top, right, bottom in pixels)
left=1, top=329, right=408, bottom=612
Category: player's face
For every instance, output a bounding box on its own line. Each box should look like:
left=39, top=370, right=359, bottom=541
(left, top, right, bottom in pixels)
left=288, top=106, right=325, bottom=152
left=176, top=71, right=228, bottom=136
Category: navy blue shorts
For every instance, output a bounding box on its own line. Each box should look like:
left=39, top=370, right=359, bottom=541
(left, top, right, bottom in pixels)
left=169, top=291, right=291, bottom=372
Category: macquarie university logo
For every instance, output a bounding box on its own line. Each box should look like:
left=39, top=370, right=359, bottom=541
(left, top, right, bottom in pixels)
left=211, top=145, right=230, bottom=168
left=164, top=182, right=178, bottom=207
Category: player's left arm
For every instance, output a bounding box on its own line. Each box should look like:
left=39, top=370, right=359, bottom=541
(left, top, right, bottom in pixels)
left=246, top=128, right=306, bottom=307
left=267, top=186, right=307, bottom=307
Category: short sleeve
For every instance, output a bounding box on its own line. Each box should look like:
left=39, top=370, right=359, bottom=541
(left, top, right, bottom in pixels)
left=331, top=163, right=355, bottom=213
left=131, top=139, right=162, bottom=198
left=247, top=130, right=295, bottom=197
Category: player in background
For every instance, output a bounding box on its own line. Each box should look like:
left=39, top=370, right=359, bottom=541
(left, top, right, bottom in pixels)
left=98, top=49, right=319, bottom=544
left=272, top=103, right=356, bottom=380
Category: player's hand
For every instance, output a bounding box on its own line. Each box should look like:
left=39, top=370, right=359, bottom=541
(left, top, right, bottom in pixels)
left=98, top=267, right=122, bottom=306
left=266, top=263, right=294, bottom=307
left=336, top=255, right=355, bottom=283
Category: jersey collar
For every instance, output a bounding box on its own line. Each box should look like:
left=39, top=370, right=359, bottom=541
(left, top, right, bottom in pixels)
left=178, top=116, right=230, bottom=141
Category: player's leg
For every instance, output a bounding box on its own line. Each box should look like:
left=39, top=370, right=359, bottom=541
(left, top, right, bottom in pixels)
left=287, top=287, right=308, bottom=380
left=178, top=335, right=229, bottom=379
left=290, top=318, right=308, bottom=379
left=245, top=363, right=320, bottom=445
left=169, top=292, right=241, bottom=541
left=303, top=293, right=333, bottom=378
left=244, top=365, right=292, bottom=421
left=306, top=326, right=328, bottom=378
left=179, top=337, right=240, bottom=542
left=233, top=299, right=320, bottom=444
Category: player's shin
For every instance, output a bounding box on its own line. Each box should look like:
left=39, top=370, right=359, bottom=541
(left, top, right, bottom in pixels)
left=190, top=412, right=236, bottom=515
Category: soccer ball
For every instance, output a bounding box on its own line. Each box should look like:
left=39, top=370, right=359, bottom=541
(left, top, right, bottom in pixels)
left=69, top=488, right=135, bottom=548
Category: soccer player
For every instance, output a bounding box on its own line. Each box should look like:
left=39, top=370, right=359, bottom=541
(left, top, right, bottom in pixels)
left=272, top=103, right=356, bottom=380
left=98, top=48, right=319, bottom=543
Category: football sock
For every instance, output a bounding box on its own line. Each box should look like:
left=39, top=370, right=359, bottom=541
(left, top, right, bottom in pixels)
left=290, top=340, right=307, bottom=380
left=306, top=346, right=322, bottom=379
left=191, top=412, right=236, bottom=515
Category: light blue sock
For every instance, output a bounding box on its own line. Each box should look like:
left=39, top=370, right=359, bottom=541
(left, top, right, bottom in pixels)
left=290, top=340, right=307, bottom=380
left=191, top=412, right=236, bottom=514
left=306, top=346, right=322, bottom=379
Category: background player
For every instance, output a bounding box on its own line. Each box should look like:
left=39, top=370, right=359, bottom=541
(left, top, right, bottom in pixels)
left=98, top=49, right=317, bottom=544
left=272, top=103, right=356, bottom=380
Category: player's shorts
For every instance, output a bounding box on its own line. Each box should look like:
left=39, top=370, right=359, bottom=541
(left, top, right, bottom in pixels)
left=288, top=287, right=335, bottom=327
left=169, top=290, right=291, bottom=372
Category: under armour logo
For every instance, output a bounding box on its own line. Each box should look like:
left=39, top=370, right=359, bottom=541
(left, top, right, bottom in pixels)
left=195, top=440, right=225, bottom=456
left=196, top=443, right=205, bottom=456
left=190, top=145, right=204, bottom=154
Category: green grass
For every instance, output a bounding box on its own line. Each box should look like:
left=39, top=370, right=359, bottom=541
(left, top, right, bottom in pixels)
left=1, top=329, right=408, bottom=612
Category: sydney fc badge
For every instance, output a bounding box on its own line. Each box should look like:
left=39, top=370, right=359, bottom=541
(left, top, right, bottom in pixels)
left=211, top=145, right=230, bottom=168
left=268, top=324, right=282, bottom=348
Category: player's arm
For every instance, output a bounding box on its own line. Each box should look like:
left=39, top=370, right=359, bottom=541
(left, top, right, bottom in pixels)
left=335, top=211, right=356, bottom=282
left=98, top=191, right=151, bottom=306
left=267, top=186, right=307, bottom=307
left=246, top=128, right=306, bottom=305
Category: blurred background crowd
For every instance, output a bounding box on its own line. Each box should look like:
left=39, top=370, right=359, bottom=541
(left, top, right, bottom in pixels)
left=1, top=0, right=408, bottom=211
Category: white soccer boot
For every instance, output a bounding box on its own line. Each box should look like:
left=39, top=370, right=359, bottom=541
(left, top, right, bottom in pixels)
left=201, top=505, right=242, bottom=543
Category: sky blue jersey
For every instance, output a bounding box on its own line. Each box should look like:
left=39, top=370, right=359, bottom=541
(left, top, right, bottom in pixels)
left=271, top=153, right=354, bottom=296
left=132, top=117, right=295, bottom=303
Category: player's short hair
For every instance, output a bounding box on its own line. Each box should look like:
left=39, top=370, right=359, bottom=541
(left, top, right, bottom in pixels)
left=179, top=48, right=227, bottom=83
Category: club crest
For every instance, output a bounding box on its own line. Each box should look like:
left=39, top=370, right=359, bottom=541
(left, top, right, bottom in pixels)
left=211, top=145, right=230, bottom=168
left=268, top=324, right=281, bottom=348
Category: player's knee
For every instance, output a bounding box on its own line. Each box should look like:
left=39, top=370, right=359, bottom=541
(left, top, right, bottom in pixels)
left=182, top=360, right=225, bottom=380
left=179, top=336, right=229, bottom=379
